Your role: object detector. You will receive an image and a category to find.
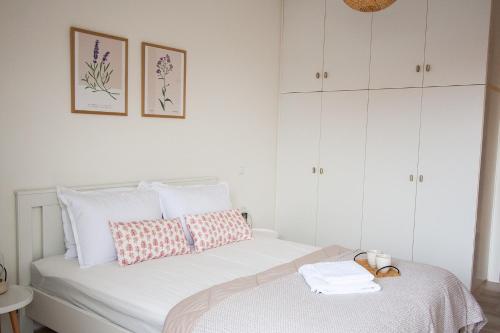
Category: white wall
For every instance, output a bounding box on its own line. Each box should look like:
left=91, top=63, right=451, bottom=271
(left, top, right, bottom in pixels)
left=474, top=0, right=500, bottom=286
left=485, top=0, right=500, bottom=283
left=474, top=89, right=500, bottom=287
left=486, top=0, right=500, bottom=280
left=487, top=91, right=500, bottom=283
left=0, top=0, right=281, bottom=288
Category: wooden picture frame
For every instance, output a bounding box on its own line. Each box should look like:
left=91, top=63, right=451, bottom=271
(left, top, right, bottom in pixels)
left=142, top=42, right=186, bottom=119
left=71, top=27, right=128, bottom=116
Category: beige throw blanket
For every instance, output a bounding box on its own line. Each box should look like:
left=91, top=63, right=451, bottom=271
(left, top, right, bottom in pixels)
left=163, top=245, right=486, bottom=333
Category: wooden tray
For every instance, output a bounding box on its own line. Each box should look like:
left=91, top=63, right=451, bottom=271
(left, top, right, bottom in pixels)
left=355, top=259, right=400, bottom=278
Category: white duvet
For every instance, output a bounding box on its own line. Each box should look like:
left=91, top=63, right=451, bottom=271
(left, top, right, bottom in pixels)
left=31, top=233, right=317, bottom=333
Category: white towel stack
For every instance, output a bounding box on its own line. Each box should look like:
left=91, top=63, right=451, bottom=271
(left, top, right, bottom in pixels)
left=298, top=260, right=381, bottom=295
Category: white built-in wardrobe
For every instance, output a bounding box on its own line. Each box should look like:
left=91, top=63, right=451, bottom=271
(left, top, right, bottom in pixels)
left=276, top=0, right=491, bottom=287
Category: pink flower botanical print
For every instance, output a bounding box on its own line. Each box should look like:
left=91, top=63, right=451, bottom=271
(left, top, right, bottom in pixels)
left=156, top=54, right=174, bottom=111
left=109, top=218, right=190, bottom=266
left=185, top=209, right=253, bottom=253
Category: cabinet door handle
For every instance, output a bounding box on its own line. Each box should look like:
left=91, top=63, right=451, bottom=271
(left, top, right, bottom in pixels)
left=315, top=72, right=321, bottom=79
left=409, top=175, right=414, bottom=182
left=319, top=168, right=324, bottom=175
left=419, top=175, right=424, bottom=182
left=416, top=65, right=421, bottom=73
left=425, top=64, right=431, bottom=72
left=312, top=166, right=317, bottom=174
left=323, top=72, right=328, bottom=79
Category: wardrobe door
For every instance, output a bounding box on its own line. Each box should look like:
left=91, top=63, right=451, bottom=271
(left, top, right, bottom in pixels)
left=362, top=88, right=422, bottom=260
left=322, top=1, right=372, bottom=91
left=280, top=0, right=325, bottom=93
left=370, top=0, right=427, bottom=89
left=423, top=0, right=491, bottom=87
left=316, top=91, right=368, bottom=249
left=413, top=86, right=485, bottom=287
left=276, top=93, right=322, bottom=244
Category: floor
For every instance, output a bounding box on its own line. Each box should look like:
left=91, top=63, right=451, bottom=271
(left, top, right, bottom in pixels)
left=473, top=281, right=500, bottom=332
left=32, top=281, right=500, bottom=333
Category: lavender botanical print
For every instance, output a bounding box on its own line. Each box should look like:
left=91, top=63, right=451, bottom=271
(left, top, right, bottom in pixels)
left=142, top=42, right=186, bottom=118
left=81, top=39, right=118, bottom=100
left=71, top=27, right=127, bottom=115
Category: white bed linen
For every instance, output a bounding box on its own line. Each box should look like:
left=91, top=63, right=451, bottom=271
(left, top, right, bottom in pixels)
left=31, top=234, right=317, bottom=333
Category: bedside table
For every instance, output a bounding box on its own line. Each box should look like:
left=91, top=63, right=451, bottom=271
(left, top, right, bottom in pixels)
left=0, top=285, right=33, bottom=333
left=252, top=228, right=279, bottom=239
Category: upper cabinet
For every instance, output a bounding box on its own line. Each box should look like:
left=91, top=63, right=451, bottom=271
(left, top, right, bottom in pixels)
left=280, top=0, right=325, bottom=93
left=323, top=1, right=372, bottom=91
left=280, top=0, right=371, bottom=93
left=423, top=0, right=491, bottom=87
left=369, top=0, right=428, bottom=89
left=280, top=0, right=491, bottom=93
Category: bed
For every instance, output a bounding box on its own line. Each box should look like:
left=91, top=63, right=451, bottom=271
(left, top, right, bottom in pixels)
left=31, top=233, right=316, bottom=333
left=16, top=177, right=486, bottom=333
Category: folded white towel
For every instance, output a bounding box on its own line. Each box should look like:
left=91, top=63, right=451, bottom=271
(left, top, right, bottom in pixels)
left=300, top=273, right=381, bottom=295
left=299, top=260, right=381, bottom=295
left=299, top=260, right=374, bottom=284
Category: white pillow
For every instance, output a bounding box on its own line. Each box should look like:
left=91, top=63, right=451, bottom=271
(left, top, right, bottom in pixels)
left=150, top=182, right=232, bottom=245
left=57, top=186, right=135, bottom=259
left=57, top=187, right=162, bottom=268
left=60, top=206, right=78, bottom=259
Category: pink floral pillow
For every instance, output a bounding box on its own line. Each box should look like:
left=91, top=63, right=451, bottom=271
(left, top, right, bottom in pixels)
left=109, top=218, right=190, bottom=266
left=185, top=209, right=253, bottom=252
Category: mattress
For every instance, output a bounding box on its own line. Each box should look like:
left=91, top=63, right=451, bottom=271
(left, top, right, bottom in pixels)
left=31, top=233, right=317, bottom=333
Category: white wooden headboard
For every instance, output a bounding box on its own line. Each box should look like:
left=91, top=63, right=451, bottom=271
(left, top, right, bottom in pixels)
left=15, top=177, right=218, bottom=287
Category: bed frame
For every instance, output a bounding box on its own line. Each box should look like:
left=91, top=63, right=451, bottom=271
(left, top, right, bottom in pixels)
left=15, top=177, right=219, bottom=333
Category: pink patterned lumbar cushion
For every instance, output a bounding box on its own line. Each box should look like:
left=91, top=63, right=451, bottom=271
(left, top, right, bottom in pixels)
left=185, top=209, right=253, bottom=252
left=109, top=219, right=190, bottom=266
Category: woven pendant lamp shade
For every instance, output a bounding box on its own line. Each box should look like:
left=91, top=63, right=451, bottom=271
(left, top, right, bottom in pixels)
left=344, top=0, right=396, bottom=12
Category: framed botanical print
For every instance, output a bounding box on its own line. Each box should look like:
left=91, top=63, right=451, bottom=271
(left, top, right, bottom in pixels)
left=142, top=42, right=186, bottom=118
left=71, top=27, right=128, bottom=116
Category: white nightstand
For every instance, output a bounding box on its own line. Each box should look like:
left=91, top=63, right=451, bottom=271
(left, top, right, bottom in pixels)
left=0, top=285, right=33, bottom=333
left=252, top=228, right=279, bottom=239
